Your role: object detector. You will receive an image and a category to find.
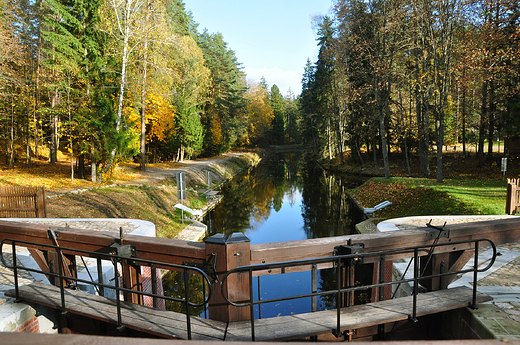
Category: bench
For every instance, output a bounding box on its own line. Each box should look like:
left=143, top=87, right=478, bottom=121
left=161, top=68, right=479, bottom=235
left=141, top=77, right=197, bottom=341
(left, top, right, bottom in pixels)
left=0, top=186, right=46, bottom=218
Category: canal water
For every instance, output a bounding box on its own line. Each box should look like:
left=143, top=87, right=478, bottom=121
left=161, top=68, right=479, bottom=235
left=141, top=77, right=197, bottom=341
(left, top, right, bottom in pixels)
left=202, top=152, right=367, bottom=318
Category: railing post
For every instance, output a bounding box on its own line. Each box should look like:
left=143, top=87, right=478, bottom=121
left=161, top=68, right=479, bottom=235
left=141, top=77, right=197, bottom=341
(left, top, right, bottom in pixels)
left=506, top=179, right=515, bottom=214
left=420, top=253, right=449, bottom=292
left=122, top=261, right=142, bottom=304
left=205, top=233, right=250, bottom=322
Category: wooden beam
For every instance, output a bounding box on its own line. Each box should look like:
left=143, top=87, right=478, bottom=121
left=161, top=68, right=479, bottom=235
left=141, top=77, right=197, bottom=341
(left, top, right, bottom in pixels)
left=224, top=286, right=492, bottom=341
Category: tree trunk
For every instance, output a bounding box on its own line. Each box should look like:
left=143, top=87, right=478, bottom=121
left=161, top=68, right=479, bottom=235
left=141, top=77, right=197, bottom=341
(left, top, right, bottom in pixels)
left=78, top=154, right=85, bottom=179
left=415, top=46, right=430, bottom=177
left=140, top=0, right=151, bottom=172
left=488, top=79, right=495, bottom=155
left=9, top=94, right=15, bottom=168
left=462, top=82, right=466, bottom=157
left=67, top=80, right=73, bottom=183
left=478, top=81, right=487, bottom=166
left=436, top=109, right=445, bottom=183
left=91, top=148, right=97, bottom=182
left=34, top=0, right=43, bottom=158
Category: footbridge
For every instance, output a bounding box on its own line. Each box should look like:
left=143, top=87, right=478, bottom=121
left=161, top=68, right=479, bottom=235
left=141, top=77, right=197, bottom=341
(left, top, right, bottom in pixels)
left=1, top=217, right=519, bottom=341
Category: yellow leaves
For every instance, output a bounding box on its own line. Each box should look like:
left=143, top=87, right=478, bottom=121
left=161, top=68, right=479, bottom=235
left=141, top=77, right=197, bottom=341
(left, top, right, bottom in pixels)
left=145, top=92, right=176, bottom=143
left=127, top=90, right=176, bottom=144
left=245, top=82, right=274, bottom=143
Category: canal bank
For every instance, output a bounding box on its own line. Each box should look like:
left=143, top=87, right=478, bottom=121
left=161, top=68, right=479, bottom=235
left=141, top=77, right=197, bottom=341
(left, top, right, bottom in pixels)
left=357, top=215, right=520, bottom=340
left=45, top=152, right=261, bottom=239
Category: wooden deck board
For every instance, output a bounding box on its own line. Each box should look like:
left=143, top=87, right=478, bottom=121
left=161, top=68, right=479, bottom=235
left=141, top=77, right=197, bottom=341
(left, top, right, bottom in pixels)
left=5, top=282, right=227, bottom=340
left=6, top=283, right=491, bottom=341
left=225, top=286, right=492, bottom=341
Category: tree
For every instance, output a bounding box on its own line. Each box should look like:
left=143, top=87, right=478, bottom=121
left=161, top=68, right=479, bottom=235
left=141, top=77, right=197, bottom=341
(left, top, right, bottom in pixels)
left=269, top=84, right=285, bottom=144
left=199, top=31, right=248, bottom=155
left=98, top=0, right=146, bottom=178
left=244, top=81, right=273, bottom=146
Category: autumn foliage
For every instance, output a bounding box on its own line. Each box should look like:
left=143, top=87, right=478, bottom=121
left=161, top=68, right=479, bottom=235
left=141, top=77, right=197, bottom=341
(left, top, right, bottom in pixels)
left=353, top=180, right=473, bottom=219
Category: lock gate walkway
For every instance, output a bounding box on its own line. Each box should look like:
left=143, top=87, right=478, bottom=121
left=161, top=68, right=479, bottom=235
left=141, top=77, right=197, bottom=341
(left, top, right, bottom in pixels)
left=5, top=283, right=491, bottom=341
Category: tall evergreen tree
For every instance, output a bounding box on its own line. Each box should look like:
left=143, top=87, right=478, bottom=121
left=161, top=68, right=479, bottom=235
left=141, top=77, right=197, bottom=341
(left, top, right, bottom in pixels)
left=199, top=30, right=248, bottom=155
left=270, top=84, right=285, bottom=144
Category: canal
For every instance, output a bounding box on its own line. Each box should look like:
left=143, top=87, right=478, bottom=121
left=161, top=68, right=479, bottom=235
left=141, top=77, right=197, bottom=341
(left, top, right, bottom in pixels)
left=203, top=152, right=368, bottom=318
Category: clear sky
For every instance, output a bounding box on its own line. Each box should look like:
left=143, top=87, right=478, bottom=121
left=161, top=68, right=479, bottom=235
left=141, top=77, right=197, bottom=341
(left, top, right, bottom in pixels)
left=182, top=0, right=334, bottom=96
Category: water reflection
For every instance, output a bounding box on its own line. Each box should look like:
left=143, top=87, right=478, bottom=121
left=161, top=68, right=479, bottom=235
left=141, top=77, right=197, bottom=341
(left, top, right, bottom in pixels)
left=205, top=152, right=366, bottom=240
left=198, top=152, right=368, bottom=319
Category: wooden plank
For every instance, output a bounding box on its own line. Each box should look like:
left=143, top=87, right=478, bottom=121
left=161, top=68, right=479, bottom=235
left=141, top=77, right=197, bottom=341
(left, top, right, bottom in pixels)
left=1, top=333, right=517, bottom=345
left=225, top=286, right=492, bottom=341
left=5, top=282, right=227, bottom=341
left=0, top=220, right=206, bottom=265
left=0, top=185, right=46, bottom=218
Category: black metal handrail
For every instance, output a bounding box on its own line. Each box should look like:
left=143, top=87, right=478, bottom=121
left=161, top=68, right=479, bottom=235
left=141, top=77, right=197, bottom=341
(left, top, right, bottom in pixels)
left=221, top=238, right=497, bottom=341
left=0, top=238, right=213, bottom=340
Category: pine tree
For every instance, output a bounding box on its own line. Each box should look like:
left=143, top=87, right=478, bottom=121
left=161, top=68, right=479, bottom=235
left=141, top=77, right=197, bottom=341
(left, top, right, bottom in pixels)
left=270, top=85, right=285, bottom=144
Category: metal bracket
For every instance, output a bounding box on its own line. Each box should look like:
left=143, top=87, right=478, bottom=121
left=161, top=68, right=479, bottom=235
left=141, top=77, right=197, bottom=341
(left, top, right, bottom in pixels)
left=426, top=220, right=449, bottom=239
left=334, top=243, right=364, bottom=265
left=332, top=329, right=345, bottom=338
left=109, top=243, right=136, bottom=259
left=184, top=252, right=218, bottom=283
left=109, top=227, right=136, bottom=259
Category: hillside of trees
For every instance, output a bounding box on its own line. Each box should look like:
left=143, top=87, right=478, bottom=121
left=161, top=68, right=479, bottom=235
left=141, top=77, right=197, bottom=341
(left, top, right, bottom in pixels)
left=1, top=0, right=518, bottom=183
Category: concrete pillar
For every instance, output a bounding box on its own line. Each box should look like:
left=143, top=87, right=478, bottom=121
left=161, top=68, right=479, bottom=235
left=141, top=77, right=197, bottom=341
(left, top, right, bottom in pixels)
left=205, top=233, right=250, bottom=322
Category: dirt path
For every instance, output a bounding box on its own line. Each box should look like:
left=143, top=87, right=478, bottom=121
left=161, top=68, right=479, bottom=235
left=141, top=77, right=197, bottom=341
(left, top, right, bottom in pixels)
left=44, top=153, right=257, bottom=227
left=119, top=153, right=246, bottom=187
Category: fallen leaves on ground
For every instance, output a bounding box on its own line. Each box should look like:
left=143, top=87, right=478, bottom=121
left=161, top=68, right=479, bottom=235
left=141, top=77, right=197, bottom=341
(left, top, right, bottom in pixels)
left=353, top=180, right=476, bottom=220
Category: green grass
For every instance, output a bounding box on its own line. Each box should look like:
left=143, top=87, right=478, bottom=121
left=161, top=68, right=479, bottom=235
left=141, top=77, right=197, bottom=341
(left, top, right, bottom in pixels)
left=370, top=177, right=508, bottom=215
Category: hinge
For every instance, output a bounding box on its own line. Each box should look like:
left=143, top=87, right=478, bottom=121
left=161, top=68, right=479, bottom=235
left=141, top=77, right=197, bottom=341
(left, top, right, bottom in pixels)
left=334, top=243, right=364, bottom=264
left=184, top=252, right=218, bottom=283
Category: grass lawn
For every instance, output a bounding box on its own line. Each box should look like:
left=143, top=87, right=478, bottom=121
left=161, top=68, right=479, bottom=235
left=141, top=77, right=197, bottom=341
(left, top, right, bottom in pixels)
left=352, top=177, right=509, bottom=220
left=375, top=177, right=508, bottom=215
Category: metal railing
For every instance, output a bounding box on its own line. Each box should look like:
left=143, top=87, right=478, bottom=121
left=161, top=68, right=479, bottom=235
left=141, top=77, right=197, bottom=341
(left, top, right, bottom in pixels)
left=0, top=238, right=213, bottom=340
left=221, top=238, right=497, bottom=341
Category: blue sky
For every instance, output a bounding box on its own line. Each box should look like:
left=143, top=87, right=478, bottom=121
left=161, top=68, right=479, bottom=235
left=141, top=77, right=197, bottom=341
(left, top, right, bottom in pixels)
left=183, top=0, right=334, bottom=96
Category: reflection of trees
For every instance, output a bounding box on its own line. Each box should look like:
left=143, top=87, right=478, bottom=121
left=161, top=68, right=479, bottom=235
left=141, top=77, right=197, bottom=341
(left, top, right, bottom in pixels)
left=208, top=152, right=306, bottom=236
left=318, top=264, right=373, bottom=310
left=162, top=269, right=208, bottom=316
left=206, top=151, right=364, bottom=239
left=301, top=159, right=365, bottom=239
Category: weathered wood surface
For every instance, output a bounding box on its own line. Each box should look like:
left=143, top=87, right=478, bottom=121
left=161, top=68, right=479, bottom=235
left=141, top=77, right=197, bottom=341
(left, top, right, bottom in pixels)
left=3, top=333, right=519, bottom=345
left=507, top=178, right=520, bottom=215
left=0, top=220, right=206, bottom=265
left=0, top=185, right=46, bottom=218
left=225, top=286, right=492, bottom=341
left=250, top=217, right=520, bottom=267
left=1, top=217, right=519, bottom=275
left=5, top=282, right=227, bottom=340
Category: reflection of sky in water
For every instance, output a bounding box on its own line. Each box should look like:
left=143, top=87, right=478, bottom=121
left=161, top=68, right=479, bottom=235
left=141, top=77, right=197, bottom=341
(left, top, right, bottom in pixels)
left=243, top=189, right=325, bottom=318
left=246, top=190, right=306, bottom=245
left=200, top=153, right=366, bottom=319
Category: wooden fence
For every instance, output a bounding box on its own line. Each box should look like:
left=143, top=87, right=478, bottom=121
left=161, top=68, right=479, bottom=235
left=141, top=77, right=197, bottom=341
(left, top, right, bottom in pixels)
left=506, top=178, right=520, bottom=215
left=0, top=186, right=47, bottom=218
